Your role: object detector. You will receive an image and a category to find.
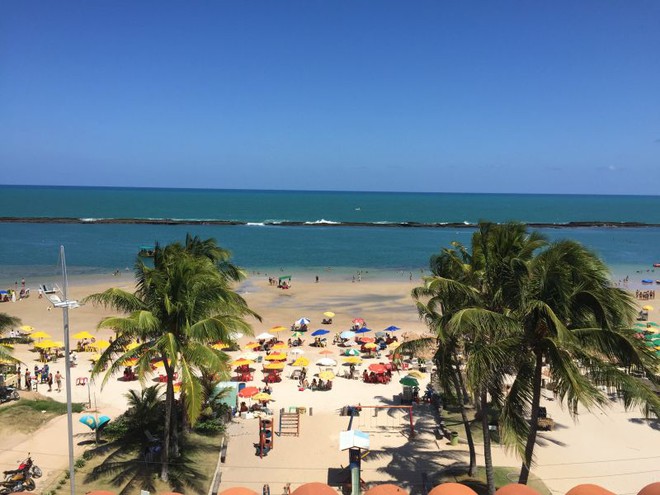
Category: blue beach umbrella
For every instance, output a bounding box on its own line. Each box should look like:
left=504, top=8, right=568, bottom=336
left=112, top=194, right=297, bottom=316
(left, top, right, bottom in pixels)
left=355, top=327, right=371, bottom=334
left=312, top=329, right=330, bottom=337
left=384, top=325, right=401, bottom=331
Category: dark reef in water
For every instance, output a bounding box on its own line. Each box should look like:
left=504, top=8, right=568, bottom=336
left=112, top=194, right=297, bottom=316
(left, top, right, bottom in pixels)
left=0, top=217, right=659, bottom=228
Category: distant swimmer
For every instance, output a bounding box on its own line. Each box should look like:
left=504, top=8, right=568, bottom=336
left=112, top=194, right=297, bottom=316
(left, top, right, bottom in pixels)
left=355, top=207, right=361, bottom=211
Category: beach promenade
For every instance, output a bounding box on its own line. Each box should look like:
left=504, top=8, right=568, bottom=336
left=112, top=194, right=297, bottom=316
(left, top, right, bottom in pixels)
left=1, top=273, right=658, bottom=494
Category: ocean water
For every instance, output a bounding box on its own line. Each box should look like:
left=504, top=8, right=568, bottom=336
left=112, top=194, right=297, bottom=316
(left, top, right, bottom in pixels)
left=1, top=186, right=659, bottom=286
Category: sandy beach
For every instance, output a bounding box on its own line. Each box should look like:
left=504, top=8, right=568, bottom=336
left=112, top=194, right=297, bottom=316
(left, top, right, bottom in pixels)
left=1, top=273, right=659, bottom=494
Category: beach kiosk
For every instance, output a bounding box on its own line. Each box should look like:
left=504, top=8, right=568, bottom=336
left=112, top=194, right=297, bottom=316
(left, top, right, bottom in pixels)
left=339, top=429, right=370, bottom=495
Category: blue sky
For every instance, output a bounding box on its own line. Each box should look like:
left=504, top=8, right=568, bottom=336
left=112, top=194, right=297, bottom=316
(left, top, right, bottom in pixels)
left=1, top=1, right=659, bottom=194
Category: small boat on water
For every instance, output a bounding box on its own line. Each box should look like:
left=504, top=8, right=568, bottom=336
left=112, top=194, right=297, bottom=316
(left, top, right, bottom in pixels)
left=138, top=246, right=155, bottom=258
left=641, top=279, right=654, bottom=284
left=654, top=263, right=660, bottom=268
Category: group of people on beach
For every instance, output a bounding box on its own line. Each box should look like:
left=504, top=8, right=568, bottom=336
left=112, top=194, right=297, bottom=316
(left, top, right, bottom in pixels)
left=17, top=365, right=62, bottom=392
left=635, top=290, right=655, bottom=300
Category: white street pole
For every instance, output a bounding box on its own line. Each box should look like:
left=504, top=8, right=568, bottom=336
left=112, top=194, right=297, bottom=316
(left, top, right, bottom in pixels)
left=60, top=246, right=76, bottom=495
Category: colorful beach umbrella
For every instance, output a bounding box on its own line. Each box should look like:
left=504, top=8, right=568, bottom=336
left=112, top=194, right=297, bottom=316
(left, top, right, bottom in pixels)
left=363, top=342, right=378, bottom=349
left=295, top=317, right=311, bottom=326
left=345, top=348, right=360, bottom=356
left=291, top=331, right=304, bottom=338
left=256, top=332, right=275, bottom=340
left=19, top=325, right=34, bottom=332
left=352, top=318, right=365, bottom=325
left=357, top=336, right=375, bottom=343
left=311, top=329, right=330, bottom=336
left=31, top=331, right=51, bottom=339
left=73, top=331, right=95, bottom=340
left=245, top=342, right=260, bottom=349
left=272, top=343, right=289, bottom=350
left=212, top=342, right=230, bottom=350
left=264, top=362, right=285, bottom=370
left=293, top=357, right=310, bottom=367
left=406, top=370, right=426, bottom=379
left=238, top=386, right=260, bottom=398
left=252, top=392, right=271, bottom=402
left=232, top=358, right=253, bottom=367
left=318, top=370, right=335, bottom=380
left=642, top=305, right=654, bottom=311
left=368, top=364, right=387, bottom=374
left=343, top=356, right=363, bottom=364
left=319, top=349, right=334, bottom=355
left=399, top=376, right=419, bottom=387
left=271, top=325, right=288, bottom=333
left=323, top=312, right=335, bottom=318
left=265, top=353, right=287, bottom=361
left=91, top=340, right=110, bottom=351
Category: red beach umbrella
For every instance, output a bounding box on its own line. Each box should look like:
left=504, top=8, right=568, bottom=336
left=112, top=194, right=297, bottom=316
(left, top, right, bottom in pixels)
left=368, top=364, right=387, bottom=374
left=219, top=489, right=259, bottom=495
left=238, top=386, right=260, bottom=398
left=357, top=336, right=375, bottom=343
left=496, top=484, right=541, bottom=495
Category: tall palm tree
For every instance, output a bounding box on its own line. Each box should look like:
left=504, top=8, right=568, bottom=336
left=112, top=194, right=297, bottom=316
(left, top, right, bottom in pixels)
left=414, top=222, right=540, bottom=495
left=0, top=313, right=22, bottom=363
left=515, top=240, right=660, bottom=484
left=84, top=236, right=260, bottom=481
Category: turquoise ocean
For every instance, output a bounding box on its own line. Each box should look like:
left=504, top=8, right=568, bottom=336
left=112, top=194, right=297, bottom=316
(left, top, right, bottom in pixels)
left=1, top=185, right=660, bottom=287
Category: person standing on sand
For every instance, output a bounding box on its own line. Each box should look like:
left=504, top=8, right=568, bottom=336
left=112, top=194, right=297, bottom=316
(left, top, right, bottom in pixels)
left=48, top=373, right=53, bottom=392
left=55, top=371, right=62, bottom=392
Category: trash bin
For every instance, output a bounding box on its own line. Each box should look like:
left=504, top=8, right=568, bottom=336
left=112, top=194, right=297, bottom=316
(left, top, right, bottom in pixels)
left=450, top=431, right=459, bottom=445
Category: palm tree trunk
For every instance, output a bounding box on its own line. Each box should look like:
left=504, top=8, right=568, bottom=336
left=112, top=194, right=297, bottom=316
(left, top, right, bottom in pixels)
left=456, top=362, right=470, bottom=406
left=519, top=351, right=543, bottom=485
left=452, top=364, right=477, bottom=477
left=480, top=388, right=496, bottom=495
left=160, top=360, right=175, bottom=481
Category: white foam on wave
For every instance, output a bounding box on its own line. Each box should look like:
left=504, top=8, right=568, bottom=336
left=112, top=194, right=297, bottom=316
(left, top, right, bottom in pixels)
left=246, top=222, right=265, bottom=226
left=304, top=219, right=341, bottom=225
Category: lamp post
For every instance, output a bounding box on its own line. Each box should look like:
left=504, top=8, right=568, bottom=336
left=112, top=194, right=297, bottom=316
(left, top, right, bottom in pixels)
left=47, top=246, right=79, bottom=495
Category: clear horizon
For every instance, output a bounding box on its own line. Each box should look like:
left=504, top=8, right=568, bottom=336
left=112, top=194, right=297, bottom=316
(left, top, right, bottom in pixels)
left=2, top=1, right=659, bottom=195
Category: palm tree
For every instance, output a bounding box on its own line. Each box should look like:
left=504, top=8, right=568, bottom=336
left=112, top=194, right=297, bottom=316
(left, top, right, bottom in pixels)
left=414, top=222, right=540, bottom=494
left=0, top=313, right=22, bottom=363
left=84, top=236, right=260, bottom=481
left=515, top=240, right=660, bottom=484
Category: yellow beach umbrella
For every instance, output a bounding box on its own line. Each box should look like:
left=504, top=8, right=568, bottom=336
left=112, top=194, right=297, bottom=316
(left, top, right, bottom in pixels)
left=73, top=331, right=95, bottom=340
left=245, top=342, right=260, bottom=349
left=265, top=353, right=287, bottom=361
left=31, top=331, right=51, bottom=339
left=20, top=325, right=34, bottom=332
left=264, top=362, right=285, bottom=370
left=292, top=357, right=310, bottom=367
left=363, top=342, right=378, bottom=349
left=323, top=311, right=335, bottom=318
left=407, top=370, right=426, bottom=379
left=51, top=341, right=64, bottom=348
left=126, top=342, right=140, bottom=351
left=232, top=358, right=253, bottom=367
left=343, top=356, right=363, bottom=364
left=388, top=342, right=401, bottom=350
left=90, top=353, right=102, bottom=362
left=642, top=305, right=654, bottom=311
left=212, top=342, right=230, bottom=350
left=272, top=343, right=289, bottom=350
left=122, top=358, right=138, bottom=366
left=34, top=340, right=58, bottom=349
left=271, top=326, right=288, bottom=333
left=318, top=370, right=335, bottom=380
left=91, top=340, right=110, bottom=351
left=252, top=392, right=271, bottom=402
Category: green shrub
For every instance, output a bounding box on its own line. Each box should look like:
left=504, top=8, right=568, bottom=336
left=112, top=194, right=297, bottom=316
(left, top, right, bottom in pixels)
left=194, top=418, right=226, bottom=436
left=74, top=458, right=86, bottom=468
